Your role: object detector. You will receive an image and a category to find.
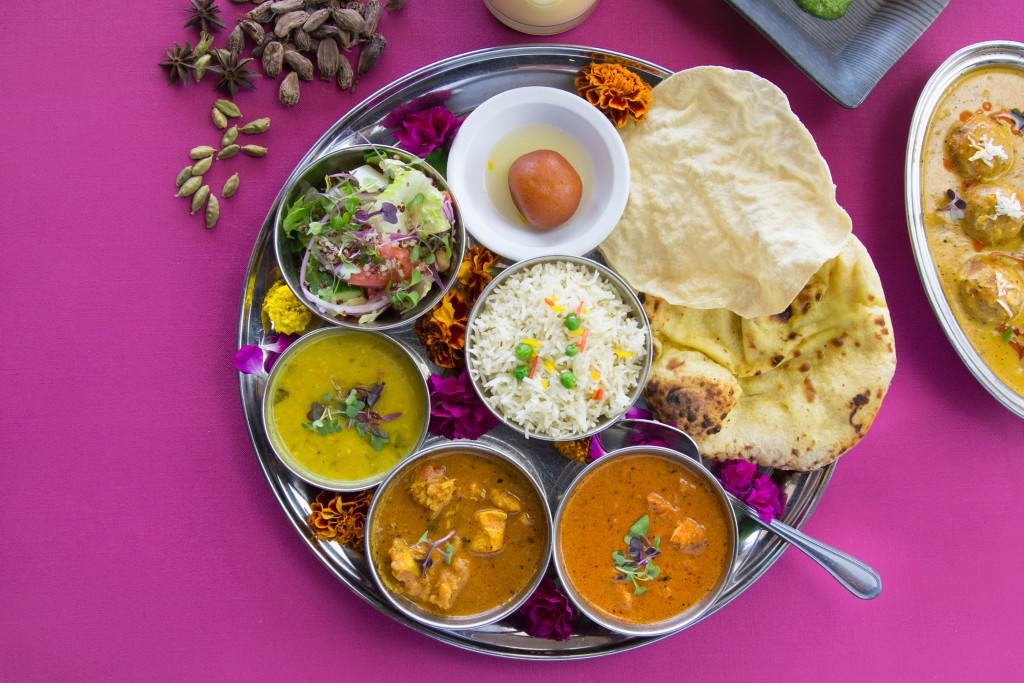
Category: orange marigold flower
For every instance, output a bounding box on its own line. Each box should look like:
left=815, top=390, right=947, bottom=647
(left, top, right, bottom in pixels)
left=457, top=245, right=500, bottom=299
left=415, top=287, right=470, bottom=369
left=307, top=489, right=374, bottom=545
left=574, top=62, right=652, bottom=128
left=554, top=438, right=593, bottom=463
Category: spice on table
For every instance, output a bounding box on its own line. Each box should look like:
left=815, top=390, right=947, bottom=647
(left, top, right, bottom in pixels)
left=208, top=50, right=259, bottom=98
left=159, top=42, right=196, bottom=85
left=190, top=184, right=211, bottom=214
left=205, top=193, right=220, bottom=229
left=217, top=144, right=240, bottom=159
left=279, top=71, right=300, bottom=106
left=175, top=166, right=193, bottom=188
left=222, top=173, right=239, bottom=198
left=176, top=175, right=203, bottom=198
left=184, top=0, right=226, bottom=34
left=220, top=126, right=238, bottom=146
left=240, top=117, right=270, bottom=134
left=190, top=145, right=216, bottom=159
left=191, top=155, right=213, bottom=175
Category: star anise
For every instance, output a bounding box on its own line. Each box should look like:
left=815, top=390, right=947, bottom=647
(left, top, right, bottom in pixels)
left=159, top=42, right=196, bottom=85
left=208, top=50, right=259, bottom=98
left=184, top=0, right=226, bottom=33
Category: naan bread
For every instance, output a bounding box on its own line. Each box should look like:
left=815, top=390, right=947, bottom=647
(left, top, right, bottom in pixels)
left=600, top=66, right=852, bottom=318
left=644, top=236, right=896, bottom=471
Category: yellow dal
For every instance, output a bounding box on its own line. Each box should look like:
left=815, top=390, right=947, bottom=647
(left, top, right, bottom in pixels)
left=268, top=334, right=427, bottom=484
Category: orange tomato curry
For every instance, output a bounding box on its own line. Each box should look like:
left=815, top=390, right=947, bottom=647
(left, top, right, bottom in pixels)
left=369, top=451, right=548, bottom=617
left=559, top=452, right=732, bottom=625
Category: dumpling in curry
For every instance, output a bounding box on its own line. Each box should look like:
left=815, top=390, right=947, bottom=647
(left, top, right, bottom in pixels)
left=945, top=114, right=1015, bottom=180
left=409, top=464, right=456, bottom=514
left=956, top=255, right=1024, bottom=324
left=962, top=183, right=1024, bottom=246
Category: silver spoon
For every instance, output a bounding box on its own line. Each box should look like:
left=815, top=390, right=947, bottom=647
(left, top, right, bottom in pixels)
left=598, top=419, right=882, bottom=600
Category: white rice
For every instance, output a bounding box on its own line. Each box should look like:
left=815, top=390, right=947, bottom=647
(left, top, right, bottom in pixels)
left=467, top=261, right=648, bottom=439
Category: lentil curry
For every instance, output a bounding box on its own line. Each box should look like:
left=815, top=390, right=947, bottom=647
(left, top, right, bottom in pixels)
left=920, top=66, right=1024, bottom=396
left=369, top=450, right=548, bottom=618
left=558, top=451, right=732, bottom=626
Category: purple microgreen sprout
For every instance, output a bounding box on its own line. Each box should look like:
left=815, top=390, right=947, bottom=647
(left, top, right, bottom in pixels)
left=353, top=202, right=399, bottom=225
left=611, top=515, right=662, bottom=596
left=938, top=188, right=967, bottom=221
left=1009, top=108, right=1024, bottom=132
left=301, top=380, right=401, bottom=449
left=416, top=529, right=456, bottom=578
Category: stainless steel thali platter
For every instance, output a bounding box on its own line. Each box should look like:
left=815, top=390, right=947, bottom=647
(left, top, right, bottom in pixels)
left=237, top=45, right=834, bottom=659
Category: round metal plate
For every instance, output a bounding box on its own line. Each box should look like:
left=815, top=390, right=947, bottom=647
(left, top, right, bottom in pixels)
left=237, top=45, right=834, bottom=659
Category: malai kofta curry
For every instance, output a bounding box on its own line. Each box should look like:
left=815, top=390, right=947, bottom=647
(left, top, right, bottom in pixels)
left=921, top=66, right=1024, bottom=396
left=368, top=449, right=549, bottom=618
left=558, top=451, right=732, bottom=626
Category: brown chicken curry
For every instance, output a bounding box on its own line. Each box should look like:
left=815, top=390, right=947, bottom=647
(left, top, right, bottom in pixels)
left=368, top=449, right=548, bottom=617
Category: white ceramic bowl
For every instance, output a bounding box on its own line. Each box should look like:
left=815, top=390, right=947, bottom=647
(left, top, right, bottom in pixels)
left=447, top=86, right=629, bottom=261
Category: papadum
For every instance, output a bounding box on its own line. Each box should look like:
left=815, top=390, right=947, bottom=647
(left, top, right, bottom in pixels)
left=600, top=66, right=852, bottom=318
left=643, top=235, right=896, bottom=471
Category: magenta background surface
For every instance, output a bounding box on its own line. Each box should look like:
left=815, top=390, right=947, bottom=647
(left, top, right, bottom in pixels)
left=2, top=1, right=1021, bottom=680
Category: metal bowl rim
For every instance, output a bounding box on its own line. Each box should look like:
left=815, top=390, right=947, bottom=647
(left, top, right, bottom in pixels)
left=364, top=438, right=555, bottom=630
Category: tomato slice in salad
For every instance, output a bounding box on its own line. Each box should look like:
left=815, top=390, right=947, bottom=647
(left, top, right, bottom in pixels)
left=346, top=242, right=414, bottom=288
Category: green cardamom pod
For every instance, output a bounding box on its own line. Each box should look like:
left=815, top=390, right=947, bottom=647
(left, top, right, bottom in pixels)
left=175, top=166, right=193, bottom=188
left=221, top=126, right=238, bottom=147
left=240, top=117, right=270, bottom=134
left=190, top=185, right=211, bottom=214
left=176, top=175, right=202, bottom=197
left=205, top=194, right=220, bottom=229
left=214, top=99, right=242, bottom=118
left=241, top=144, right=268, bottom=157
left=191, top=155, right=214, bottom=175
left=194, top=31, right=214, bottom=59
left=217, top=144, right=241, bottom=160
left=190, top=145, right=217, bottom=160
left=193, top=54, right=212, bottom=81
left=222, top=173, right=240, bottom=198
left=212, top=107, right=228, bottom=129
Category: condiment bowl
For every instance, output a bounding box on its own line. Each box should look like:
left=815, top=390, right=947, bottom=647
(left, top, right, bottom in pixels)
left=262, top=327, right=430, bottom=491
left=553, top=445, right=738, bottom=637
left=446, top=86, right=629, bottom=261
left=274, top=145, right=467, bottom=331
left=464, top=254, right=652, bottom=441
left=365, top=439, right=553, bottom=630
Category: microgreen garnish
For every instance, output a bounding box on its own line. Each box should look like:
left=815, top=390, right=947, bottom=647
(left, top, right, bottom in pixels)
left=612, top=515, right=662, bottom=596
left=938, top=188, right=967, bottom=221
left=415, top=529, right=456, bottom=578
left=302, top=378, right=401, bottom=450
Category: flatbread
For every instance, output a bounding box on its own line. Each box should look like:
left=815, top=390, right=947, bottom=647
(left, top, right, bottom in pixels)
left=643, top=235, right=896, bottom=471
left=600, top=66, right=852, bottom=318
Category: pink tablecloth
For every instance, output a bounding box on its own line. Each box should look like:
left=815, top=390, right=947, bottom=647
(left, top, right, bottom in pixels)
left=3, top=1, right=1021, bottom=680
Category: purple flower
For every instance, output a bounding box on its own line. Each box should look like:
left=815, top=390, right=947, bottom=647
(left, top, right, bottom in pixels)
left=717, top=459, right=787, bottom=523
left=427, top=370, right=500, bottom=440
left=232, top=334, right=297, bottom=378
left=390, top=105, right=463, bottom=157
left=381, top=92, right=452, bottom=128
left=517, top=577, right=575, bottom=641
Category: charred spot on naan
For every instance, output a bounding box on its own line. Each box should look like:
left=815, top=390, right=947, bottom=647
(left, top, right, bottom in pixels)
left=644, top=348, right=740, bottom=439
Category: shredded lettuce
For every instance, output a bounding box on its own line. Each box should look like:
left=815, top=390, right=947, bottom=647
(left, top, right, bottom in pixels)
left=373, top=165, right=450, bottom=235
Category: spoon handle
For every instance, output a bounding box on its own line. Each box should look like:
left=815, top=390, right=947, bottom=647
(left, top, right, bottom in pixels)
left=732, top=498, right=882, bottom=600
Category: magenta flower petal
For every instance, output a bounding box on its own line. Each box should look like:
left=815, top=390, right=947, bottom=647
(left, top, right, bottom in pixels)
left=381, top=92, right=451, bottom=128
left=232, top=345, right=267, bottom=376
left=427, top=370, right=500, bottom=440
left=391, top=105, right=464, bottom=157
left=717, top=459, right=787, bottom=523
left=517, top=577, right=575, bottom=641
left=625, top=406, right=653, bottom=420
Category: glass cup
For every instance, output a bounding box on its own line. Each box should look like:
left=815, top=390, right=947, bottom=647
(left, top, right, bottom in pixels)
left=483, top=0, right=599, bottom=35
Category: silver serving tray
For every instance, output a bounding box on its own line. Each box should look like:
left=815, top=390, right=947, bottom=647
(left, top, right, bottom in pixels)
left=904, top=40, right=1024, bottom=419
left=237, top=45, right=834, bottom=659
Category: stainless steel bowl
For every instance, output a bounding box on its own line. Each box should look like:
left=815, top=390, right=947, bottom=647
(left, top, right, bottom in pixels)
left=262, top=327, right=430, bottom=491
left=552, top=445, right=738, bottom=637
left=464, top=254, right=653, bottom=441
left=274, top=145, right=467, bottom=331
left=905, top=40, right=1024, bottom=419
left=364, top=440, right=553, bottom=630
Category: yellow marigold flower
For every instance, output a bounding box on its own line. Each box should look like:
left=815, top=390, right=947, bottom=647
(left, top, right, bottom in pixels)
left=574, top=62, right=652, bottom=128
left=554, top=438, right=592, bottom=463
left=414, top=287, right=469, bottom=369
left=262, top=280, right=312, bottom=334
